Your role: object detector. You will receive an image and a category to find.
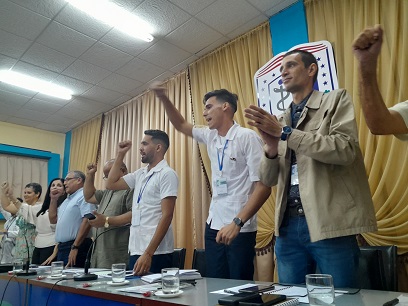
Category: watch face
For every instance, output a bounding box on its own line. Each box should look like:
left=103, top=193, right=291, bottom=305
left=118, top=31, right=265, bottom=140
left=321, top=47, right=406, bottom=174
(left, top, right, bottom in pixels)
left=283, top=126, right=292, bottom=134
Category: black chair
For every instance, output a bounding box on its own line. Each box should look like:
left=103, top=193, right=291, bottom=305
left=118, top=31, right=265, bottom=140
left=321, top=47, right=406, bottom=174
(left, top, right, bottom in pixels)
left=192, top=248, right=206, bottom=277
left=358, top=245, right=398, bottom=291
left=172, top=248, right=186, bottom=269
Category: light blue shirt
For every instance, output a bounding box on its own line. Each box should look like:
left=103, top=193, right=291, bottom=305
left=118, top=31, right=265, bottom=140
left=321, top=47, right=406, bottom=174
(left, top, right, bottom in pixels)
left=55, top=188, right=96, bottom=243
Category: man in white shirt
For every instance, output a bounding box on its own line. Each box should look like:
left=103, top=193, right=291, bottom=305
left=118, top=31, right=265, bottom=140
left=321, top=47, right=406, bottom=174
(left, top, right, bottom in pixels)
left=90, top=130, right=178, bottom=276
left=151, top=84, right=265, bottom=280
left=353, top=24, right=408, bottom=141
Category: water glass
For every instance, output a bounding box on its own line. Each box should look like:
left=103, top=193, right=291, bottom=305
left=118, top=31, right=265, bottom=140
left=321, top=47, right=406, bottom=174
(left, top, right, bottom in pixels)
left=306, top=274, right=335, bottom=306
left=13, top=259, right=24, bottom=273
left=111, top=263, right=126, bottom=283
left=161, top=267, right=180, bottom=294
left=51, top=261, right=64, bottom=277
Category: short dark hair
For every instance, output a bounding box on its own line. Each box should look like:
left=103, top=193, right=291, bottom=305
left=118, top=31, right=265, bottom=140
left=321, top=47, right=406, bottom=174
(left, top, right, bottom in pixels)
left=283, top=49, right=319, bottom=84
left=25, top=182, right=42, bottom=198
left=144, top=130, right=170, bottom=152
left=203, top=89, right=238, bottom=113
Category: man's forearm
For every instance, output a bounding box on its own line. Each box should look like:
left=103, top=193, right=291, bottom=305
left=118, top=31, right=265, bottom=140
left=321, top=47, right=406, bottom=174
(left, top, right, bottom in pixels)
left=236, top=182, right=271, bottom=224
left=83, top=173, right=97, bottom=202
left=73, top=219, right=91, bottom=247
left=48, top=198, right=58, bottom=224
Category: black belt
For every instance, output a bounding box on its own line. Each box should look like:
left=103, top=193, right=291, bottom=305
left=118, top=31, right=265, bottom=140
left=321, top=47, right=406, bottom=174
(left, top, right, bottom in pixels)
left=286, top=204, right=305, bottom=217
left=59, top=240, right=75, bottom=247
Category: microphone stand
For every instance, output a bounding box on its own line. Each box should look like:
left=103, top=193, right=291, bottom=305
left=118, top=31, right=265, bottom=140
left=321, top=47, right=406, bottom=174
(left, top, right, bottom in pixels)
left=16, top=233, right=37, bottom=276
left=74, top=224, right=130, bottom=281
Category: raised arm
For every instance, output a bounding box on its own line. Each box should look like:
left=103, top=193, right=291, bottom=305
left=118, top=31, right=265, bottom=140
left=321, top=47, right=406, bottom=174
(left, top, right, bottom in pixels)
left=133, top=196, right=176, bottom=276
left=48, top=189, right=60, bottom=224
left=1, top=182, right=19, bottom=215
left=150, top=82, right=193, bottom=137
left=353, top=24, right=408, bottom=135
left=83, top=163, right=98, bottom=204
left=106, top=141, right=132, bottom=190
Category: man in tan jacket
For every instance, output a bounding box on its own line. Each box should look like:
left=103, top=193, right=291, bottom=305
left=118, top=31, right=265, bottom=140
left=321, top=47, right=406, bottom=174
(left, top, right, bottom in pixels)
left=244, top=49, right=377, bottom=288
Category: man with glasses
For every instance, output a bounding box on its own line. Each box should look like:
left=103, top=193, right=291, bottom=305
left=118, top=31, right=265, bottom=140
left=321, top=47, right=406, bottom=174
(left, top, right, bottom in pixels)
left=49, top=171, right=96, bottom=267
left=83, top=160, right=133, bottom=268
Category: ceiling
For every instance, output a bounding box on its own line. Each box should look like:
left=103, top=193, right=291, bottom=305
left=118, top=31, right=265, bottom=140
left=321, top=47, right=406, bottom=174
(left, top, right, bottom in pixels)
left=0, top=0, right=296, bottom=133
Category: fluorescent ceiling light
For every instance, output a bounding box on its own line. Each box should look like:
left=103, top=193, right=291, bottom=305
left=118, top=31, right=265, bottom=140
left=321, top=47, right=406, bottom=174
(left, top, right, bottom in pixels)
left=0, top=70, right=73, bottom=100
left=66, top=0, right=154, bottom=42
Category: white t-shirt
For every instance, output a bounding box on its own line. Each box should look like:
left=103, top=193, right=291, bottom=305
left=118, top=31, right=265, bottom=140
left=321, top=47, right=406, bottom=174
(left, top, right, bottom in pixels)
left=389, top=101, right=408, bottom=141
left=192, top=123, right=263, bottom=232
left=123, top=159, right=178, bottom=256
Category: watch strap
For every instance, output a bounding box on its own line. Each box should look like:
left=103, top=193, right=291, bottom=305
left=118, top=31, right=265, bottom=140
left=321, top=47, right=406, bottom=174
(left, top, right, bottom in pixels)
left=104, top=216, right=110, bottom=228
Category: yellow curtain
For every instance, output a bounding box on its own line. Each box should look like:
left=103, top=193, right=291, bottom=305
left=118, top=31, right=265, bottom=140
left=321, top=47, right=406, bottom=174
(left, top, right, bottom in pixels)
left=188, top=21, right=276, bottom=280
left=69, top=115, right=103, bottom=173
left=99, top=71, right=201, bottom=267
left=305, top=0, right=408, bottom=291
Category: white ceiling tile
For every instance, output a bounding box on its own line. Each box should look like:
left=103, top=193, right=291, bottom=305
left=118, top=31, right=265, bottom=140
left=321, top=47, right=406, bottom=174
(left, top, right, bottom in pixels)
left=79, top=42, right=134, bottom=72
left=98, top=73, right=142, bottom=94
left=168, top=0, right=216, bottom=15
left=81, top=86, right=123, bottom=104
left=0, top=100, right=21, bottom=116
left=0, top=82, right=37, bottom=98
left=116, top=58, right=165, bottom=83
left=246, top=0, right=283, bottom=12
left=108, top=95, right=132, bottom=106
left=0, top=1, right=51, bottom=40
left=14, top=107, right=51, bottom=121
left=37, top=21, right=97, bottom=57
left=111, top=0, right=144, bottom=11
left=0, top=113, right=10, bottom=121
left=7, top=116, right=42, bottom=128
left=8, top=0, right=67, bottom=18
left=24, top=98, right=63, bottom=113
left=165, top=19, right=223, bottom=54
left=21, top=43, right=76, bottom=73
left=31, top=92, right=72, bottom=105
left=52, top=75, right=93, bottom=96
left=127, top=85, right=148, bottom=99
left=132, top=0, right=191, bottom=36
left=0, top=89, right=31, bottom=106
left=226, top=14, right=268, bottom=39
left=44, top=114, right=77, bottom=127
left=194, top=36, right=230, bottom=58
left=62, top=60, right=112, bottom=84
left=54, top=105, right=94, bottom=121
left=12, top=61, right=59, bottom=81
left=0, top=29, right=32, bottom=59
left=196, top=0, right=260, bottom=35
left=67, top=97, right=113, bottom=114
left=100, top=28, right=153, bottom=57
left=0, top=54, right=18, bottom=70
left=55, top=4, right=113, bottom=40
left=266, top=0, right=297, bottom=16
left=169, top=55, right=198, bottom=73
left=138, top=40, right=191, bottom=70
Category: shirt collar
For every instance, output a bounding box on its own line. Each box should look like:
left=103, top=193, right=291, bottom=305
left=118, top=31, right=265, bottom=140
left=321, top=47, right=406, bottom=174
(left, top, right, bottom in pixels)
left=142, top=159, right=168, bottom=176
left=67, top=187, right=83, bottom=199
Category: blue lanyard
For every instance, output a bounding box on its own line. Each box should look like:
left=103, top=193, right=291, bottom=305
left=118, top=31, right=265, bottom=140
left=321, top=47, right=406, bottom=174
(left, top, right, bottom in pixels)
left=217, top=140, right=229, bottom=172
left=137, top=173, right=154, bottom=204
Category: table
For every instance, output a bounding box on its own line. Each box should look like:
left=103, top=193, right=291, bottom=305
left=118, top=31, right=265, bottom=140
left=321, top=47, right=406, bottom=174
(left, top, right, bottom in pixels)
left=0, top=273, right=405, bottom=305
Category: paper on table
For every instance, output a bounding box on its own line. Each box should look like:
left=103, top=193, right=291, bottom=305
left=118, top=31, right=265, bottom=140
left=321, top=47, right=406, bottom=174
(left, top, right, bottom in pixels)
left=117, top=283, right=161, bottom=294
left=141, top=269, right=201, bottom=283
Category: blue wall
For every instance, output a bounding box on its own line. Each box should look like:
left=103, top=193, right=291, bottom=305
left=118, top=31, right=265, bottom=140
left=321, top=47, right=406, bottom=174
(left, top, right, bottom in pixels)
left=269, top=0, right=309, bottom=54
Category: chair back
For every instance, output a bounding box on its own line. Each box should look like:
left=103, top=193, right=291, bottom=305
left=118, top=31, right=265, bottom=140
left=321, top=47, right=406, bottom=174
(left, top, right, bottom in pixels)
left=192, top=248, right=206, bottom=277
left=172, top=248, right=186, bottom=269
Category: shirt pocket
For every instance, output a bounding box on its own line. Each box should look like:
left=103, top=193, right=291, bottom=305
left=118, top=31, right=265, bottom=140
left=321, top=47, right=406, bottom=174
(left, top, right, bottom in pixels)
left=228, top=153, right=247, bottom=177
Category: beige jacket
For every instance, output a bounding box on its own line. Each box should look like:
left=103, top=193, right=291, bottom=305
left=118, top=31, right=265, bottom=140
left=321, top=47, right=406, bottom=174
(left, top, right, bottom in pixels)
left=260, top=89, right=377, bottom=242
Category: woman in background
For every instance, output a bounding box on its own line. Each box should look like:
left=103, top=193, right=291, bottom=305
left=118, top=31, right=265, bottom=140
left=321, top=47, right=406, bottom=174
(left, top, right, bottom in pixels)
left=1, top=182, right=42, bottom=264
left=35, top=178, right=66, bottom=265
left=0, top=205, right=19, bottom=264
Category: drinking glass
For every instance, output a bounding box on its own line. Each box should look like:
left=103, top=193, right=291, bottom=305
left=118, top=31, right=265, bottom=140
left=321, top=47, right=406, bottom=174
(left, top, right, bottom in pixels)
left=13, top=259, right=24, bottom=273
left=51, top=261, right=64, bottom=277
left=306, top=274, right=335, bottom=306
left=161, top=267, right=180, bottom=293
left=111, top=263, right=126, bottom=283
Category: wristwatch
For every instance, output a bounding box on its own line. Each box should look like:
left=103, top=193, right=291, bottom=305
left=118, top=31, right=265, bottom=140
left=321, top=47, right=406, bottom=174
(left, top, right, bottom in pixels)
left=233, top=217, right=244, bottom=227
left=104, top=216, right=110, bottom=228
left=71, top=244, right=79, bottom=250
left=281, top=126, right=293, bottom=141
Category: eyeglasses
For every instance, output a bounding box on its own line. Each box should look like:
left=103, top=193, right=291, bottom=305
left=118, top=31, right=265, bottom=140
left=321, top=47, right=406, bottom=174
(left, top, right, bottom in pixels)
left=65, top=177, right=78, bottom=182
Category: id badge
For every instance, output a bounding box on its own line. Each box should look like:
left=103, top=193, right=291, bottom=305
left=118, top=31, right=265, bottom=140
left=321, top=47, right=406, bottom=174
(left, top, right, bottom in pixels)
left=215, top=177, right=228, bottom=195
left=291, top=164, right=299, bottom=186
left=132, top=209, right=141, bottom=226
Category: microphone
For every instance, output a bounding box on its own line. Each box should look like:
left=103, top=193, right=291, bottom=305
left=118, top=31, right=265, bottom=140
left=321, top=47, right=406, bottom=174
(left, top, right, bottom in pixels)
left=73, top=223, right=131, bottom=281
left=16, top=232, right=36, bottom=276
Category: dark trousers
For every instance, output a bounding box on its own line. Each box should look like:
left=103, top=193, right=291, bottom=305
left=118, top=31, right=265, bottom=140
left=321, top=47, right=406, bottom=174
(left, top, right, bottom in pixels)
left=32, top=245, right=55, bottom=265
left=129, top=253, right=173, bottom=273
left=205, top=223, right=256, bottom=280
left=57, top=238, right=92, bottom=267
